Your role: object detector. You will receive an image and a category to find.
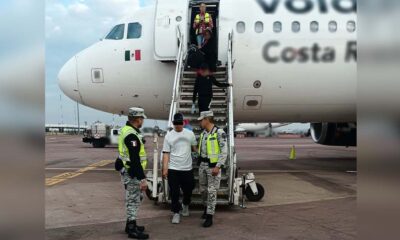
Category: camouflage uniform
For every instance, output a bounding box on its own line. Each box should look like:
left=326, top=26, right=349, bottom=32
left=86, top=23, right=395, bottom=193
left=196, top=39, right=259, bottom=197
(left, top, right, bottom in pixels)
left=198, top=127, right=227, bottom=215
left=122, top=172, right=141, bottom=221
left=115, top=108, right=149, bottom=239
left=118, top=121, right=147, bottom=222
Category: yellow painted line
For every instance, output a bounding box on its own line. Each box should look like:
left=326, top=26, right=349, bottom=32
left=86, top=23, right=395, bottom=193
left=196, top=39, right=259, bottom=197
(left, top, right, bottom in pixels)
left=46, top=160, right=114, bottom=187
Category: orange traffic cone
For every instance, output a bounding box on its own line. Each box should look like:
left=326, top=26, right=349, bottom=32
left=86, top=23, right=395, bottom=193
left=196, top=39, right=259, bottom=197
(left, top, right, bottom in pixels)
left=289, top=145, right=296, bottom=160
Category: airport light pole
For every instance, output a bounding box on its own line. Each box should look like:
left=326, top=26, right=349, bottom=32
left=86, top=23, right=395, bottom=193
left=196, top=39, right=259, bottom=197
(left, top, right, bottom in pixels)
left=77, top=101, right=80, bottom=135
left=59, top=94, right=64, bottom=125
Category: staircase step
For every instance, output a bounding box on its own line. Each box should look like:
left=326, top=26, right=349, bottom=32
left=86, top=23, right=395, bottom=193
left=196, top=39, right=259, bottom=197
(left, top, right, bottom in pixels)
left=178, top=107, right=227, bottom=113
left=181, top=78, right=227, bottom=82
left=180, top=84, right=228, bottom=88
left=180, top=87, right=227, bottom=93
left=180, top=105, right=228, bottom=110
left=168, top=198, right=230, bottom=205
left=183, top=74, right=227, bottom=79
left=185, top=66, right=227, bottom=72
left=178, top=100, right=228, bottom=109
left=183, top=71, right=226, bottom=75
left=180, top=92, right=227, bottom=96
left=192, top=187, right=230, bottom=195
left=178, top=113, right=227, bottom=121
left=193, top=175, right=229, bottom=181
left=179, top=100, right=227, bottom=104
left=180, top=97, right=228, bottom=102
left=183, top=116, right=226, bottom=122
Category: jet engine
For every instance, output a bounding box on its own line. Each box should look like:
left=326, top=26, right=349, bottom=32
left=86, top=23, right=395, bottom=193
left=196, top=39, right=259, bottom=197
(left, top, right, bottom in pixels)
left=310, top=123, right=356, bottom=147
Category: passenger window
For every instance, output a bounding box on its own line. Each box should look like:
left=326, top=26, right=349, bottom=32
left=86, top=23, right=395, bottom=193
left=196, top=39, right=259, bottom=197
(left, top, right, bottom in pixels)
left=310, top=21, right=319, bottom=33
left=255, top=21, right=264, bottom=33
left=236, top=21, right=246, bottom=34
left=105, top=24, right=125, bottom=40
left=329, top=21, right=337, bottom=33
left=273, top=21, right=282, bottom=33
left=127, top=23, right=142, bottom=39
left=347, top=20, right=356, bottom=32
left=292, top=21, right=300, bottom=33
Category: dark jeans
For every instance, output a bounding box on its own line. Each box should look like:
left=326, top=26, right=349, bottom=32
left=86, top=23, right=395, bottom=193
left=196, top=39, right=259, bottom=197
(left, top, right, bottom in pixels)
left=168, top=169, right=194, bottom=213
left=198, top=95, right=212, bottom=112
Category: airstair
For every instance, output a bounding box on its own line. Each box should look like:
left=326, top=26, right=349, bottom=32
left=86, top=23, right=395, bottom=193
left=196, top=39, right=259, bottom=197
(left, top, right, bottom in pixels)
left=146, top=28, right=265, bottom=206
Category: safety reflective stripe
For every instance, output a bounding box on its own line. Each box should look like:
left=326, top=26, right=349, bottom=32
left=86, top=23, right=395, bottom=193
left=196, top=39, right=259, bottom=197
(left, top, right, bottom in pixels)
left=118, top=125, right=147, bottom=170
left=119, top=126, right=135, bottom=162
left=195, top=13, right=211, bottom=34
left=198, top=128, right=220, bottom=163
left=195, top=13, right=210, bottom=23
left=198, top=133, right=203, bottom=155
left=207, top=133, right=220, bottom=163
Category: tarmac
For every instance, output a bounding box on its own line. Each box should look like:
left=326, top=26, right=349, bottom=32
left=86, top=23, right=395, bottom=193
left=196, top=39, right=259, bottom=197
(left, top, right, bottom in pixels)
left=45, top=135, right=356, bottom=240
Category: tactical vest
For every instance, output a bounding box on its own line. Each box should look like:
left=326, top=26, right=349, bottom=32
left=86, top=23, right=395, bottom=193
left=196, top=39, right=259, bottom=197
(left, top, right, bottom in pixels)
left=198, top=127, right=220, bottom=163
left=195, top=13, right=211, bottom=34
left=118, top=125, right=147, bottom=170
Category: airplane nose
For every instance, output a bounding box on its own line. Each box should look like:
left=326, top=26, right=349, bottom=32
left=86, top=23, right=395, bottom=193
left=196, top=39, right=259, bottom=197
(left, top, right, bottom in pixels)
left=58, top=56, right=80, bottom=102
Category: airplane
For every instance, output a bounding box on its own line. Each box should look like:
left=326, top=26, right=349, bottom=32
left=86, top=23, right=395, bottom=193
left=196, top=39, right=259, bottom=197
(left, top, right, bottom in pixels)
left=235, top=123, right=289, bottom=136
left=272, top=123, right=311, bottom=136
left=58, top=0, right=357, bottom=147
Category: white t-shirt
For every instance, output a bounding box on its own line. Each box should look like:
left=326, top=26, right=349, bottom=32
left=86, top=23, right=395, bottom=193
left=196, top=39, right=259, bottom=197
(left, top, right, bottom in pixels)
left=162, top=128, right=197, bottom=171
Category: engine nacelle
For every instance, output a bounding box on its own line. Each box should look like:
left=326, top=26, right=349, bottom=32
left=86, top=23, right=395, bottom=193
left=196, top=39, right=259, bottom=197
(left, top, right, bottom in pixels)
left=310, top=123, right=356, bottom=147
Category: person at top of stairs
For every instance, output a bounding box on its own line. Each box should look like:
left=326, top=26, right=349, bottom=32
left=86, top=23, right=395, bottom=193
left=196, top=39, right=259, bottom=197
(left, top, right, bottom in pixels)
left=193, top=2, right=214, bottom=49
left=192, top=63, right=231, bottom=113
left=197, top=110, right=228, bottom=228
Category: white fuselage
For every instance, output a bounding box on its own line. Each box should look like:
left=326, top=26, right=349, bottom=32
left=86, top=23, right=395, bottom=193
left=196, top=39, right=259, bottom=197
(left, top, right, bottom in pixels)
left=235, top=123, right=289, bottom=133
left=58, top=0, right=357, bottom=123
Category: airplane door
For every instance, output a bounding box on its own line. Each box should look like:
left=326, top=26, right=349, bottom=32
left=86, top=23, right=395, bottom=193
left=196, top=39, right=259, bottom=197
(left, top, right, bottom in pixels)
left=154, top=0, right=188, bottom=61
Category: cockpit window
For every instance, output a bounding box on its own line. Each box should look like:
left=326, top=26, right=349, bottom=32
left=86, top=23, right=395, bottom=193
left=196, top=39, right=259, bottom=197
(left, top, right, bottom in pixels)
left=105, top=24, right=125, bottom=40
left=128, top=23, right=142, bottom=39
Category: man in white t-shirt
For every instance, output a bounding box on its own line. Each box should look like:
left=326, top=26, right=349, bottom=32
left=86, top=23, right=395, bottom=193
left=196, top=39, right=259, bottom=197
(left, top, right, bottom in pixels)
left=162, top=113, right=197, bottom=224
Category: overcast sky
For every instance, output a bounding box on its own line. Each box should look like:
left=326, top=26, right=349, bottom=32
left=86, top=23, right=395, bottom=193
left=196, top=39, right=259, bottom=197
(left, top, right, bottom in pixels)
left=45, top=0, right=164, bottom=128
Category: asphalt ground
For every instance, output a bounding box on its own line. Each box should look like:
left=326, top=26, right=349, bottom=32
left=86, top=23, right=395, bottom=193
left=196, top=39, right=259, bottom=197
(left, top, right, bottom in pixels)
left=45, top=135, right=356, bottom=240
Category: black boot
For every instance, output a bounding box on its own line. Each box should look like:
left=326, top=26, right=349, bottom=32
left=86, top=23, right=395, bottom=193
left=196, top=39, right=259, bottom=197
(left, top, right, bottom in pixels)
left=125, top=219, right=145, bottom=233
left=201, top=207, right=207, bottom=219
left=203, top=214, right=213, bottom=228
left=127, top=220, right=149, bottom=239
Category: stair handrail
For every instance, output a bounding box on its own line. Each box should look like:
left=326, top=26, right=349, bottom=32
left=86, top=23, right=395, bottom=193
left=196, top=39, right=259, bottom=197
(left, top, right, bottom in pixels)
left=227, top=31, right=236, bottom=203
left=168, top=26, right=185, bottom=129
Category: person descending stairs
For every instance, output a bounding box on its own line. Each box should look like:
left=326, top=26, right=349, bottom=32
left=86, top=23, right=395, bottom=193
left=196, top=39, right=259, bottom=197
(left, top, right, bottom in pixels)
left=176, top=64, right=232, bottom=206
